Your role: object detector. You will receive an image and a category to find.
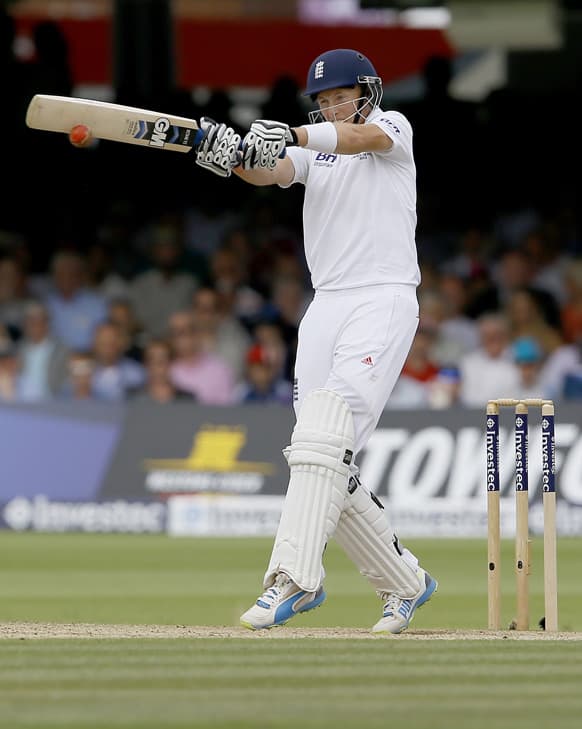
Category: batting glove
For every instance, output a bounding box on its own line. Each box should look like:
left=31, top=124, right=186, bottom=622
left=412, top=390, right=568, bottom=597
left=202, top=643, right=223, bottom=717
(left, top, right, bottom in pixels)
left=195, top=117, right=242, bottom=178
left=241, top=120, right=297, bottom=171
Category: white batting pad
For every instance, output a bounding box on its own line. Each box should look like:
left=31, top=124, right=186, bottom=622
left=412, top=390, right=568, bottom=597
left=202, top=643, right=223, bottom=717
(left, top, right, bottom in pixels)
left=264, top=389, right=354, bottom=591
left=333, top=477, right=421, bottom=597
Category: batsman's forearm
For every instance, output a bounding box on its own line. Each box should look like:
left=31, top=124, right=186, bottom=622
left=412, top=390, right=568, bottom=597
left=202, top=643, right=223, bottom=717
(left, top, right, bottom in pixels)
left=292, top=127, right=309, bottom=147
left=232, top=165, right=284, bottom=186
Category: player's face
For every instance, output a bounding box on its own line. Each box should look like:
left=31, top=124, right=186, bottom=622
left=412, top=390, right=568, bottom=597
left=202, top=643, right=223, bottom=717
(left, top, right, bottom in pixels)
left=315, top=86, right=367, bottom=123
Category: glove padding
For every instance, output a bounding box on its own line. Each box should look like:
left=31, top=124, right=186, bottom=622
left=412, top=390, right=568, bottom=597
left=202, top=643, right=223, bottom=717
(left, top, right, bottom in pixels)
left=195, top=117, right=241, bottom=178
left=241, top=120, right=296, bottom=171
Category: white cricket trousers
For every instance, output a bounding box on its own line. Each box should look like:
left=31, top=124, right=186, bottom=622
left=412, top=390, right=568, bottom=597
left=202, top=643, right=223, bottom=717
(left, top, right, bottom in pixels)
left=294, top=284, right=419, bottom=456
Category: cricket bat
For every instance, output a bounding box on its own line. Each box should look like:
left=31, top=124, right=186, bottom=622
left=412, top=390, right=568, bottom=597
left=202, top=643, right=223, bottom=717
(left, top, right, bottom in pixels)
left=26, top=94, right=204, bottom=152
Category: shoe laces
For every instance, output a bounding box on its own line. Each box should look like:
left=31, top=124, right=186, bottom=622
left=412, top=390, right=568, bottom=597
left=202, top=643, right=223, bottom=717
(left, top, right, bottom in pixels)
left=259, top=573, right=293, bottom=606
left=379, top=592, right=402, bottom=617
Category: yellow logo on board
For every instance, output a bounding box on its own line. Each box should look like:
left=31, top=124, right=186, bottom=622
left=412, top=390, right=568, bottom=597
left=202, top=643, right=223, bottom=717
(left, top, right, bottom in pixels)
left=143, top=426, right=275, bottom=494
left=144, top=426, right=273, bottom=473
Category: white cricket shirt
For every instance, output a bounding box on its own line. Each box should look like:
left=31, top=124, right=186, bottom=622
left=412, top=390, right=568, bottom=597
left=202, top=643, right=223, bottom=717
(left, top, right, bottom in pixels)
left=282, top=108, right=420, bottom=291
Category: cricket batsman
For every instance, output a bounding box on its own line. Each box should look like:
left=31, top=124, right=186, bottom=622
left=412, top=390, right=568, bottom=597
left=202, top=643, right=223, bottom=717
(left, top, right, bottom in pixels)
left=195, top=48, right=438, bottom=633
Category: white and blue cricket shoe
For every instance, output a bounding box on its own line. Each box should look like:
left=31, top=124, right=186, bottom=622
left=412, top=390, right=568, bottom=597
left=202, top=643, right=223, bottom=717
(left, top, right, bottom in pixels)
left=240, top=572, right=326, bottom=630
left=372, top=568, right=438, bottom=634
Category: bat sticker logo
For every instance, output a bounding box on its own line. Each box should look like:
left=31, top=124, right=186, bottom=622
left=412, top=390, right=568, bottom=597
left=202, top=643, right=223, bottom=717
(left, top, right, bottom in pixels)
left=150, top=117, right=171, bottom=147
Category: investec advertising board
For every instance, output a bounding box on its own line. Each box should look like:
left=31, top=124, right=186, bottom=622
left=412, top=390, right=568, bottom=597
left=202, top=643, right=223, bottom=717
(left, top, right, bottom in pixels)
left=0, top=402, right=166, bottom=534
left=1, top=402, right=581, bottom=537
left=363, top=406, right=582, bottom=537
left=160, top=405, right=582, bottom=538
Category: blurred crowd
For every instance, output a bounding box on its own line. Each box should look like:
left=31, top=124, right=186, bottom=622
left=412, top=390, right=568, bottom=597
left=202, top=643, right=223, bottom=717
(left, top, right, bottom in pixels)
left=1, top=10, right=581, bottom=409
left=1, top=207, right=581, bottom=410
left=0, top=228, right=304, bottom=406
left=389, top=237, right=582, bottom=409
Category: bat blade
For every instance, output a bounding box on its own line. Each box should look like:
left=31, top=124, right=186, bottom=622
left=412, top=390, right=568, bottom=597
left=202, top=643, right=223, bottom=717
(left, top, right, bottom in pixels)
left=26, top=94, right=201, bottom=152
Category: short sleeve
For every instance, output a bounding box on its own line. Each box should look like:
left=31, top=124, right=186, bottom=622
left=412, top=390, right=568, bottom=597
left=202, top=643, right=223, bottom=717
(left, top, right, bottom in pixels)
left=369, top=111, right=413, bottom=161
left=278, top=146, right=311, bottom=188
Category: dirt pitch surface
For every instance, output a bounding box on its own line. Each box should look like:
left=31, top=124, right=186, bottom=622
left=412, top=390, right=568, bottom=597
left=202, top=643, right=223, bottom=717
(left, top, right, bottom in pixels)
left=1, top=623, right=582, bottom=640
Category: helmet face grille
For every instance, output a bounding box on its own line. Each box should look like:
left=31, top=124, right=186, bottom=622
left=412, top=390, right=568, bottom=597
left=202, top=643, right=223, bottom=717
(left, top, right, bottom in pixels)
left=307, top=90, right=380, bottom=125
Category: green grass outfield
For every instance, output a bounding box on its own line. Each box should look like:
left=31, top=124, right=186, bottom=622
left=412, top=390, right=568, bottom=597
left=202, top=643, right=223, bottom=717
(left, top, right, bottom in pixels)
left=1, top=533, right=581, bottom=728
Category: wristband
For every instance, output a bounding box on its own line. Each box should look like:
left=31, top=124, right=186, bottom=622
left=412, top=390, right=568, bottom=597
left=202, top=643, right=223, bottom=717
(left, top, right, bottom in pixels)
left=301, top=122, right=338, bottom=154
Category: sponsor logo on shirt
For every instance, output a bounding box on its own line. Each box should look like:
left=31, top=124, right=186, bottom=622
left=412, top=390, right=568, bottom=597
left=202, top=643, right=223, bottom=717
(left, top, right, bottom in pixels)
left=378, top=117, right=401, bottom=134
left=314, top=152, right=338, bottom=167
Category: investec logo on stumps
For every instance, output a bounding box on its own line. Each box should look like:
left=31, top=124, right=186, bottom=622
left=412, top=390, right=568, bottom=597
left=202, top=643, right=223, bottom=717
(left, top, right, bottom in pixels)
left=486, top=417, right=499, bottom=492
left=541, top=415, right=556, bottom=493
left=514, top=416, right=528, bottom=491
left=150, top=117, right=171, bottom=147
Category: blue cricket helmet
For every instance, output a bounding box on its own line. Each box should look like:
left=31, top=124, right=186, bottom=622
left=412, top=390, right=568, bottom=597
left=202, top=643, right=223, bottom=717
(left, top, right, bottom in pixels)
left=303, top=49, right=382, bottom=99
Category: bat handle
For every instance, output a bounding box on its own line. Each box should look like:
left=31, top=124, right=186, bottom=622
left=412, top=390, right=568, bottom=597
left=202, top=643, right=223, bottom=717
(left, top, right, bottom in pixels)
left=192, top=129, right=287, bottom=159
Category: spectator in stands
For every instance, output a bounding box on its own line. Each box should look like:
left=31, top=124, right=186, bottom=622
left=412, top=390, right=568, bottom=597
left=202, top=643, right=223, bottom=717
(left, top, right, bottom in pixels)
left=90, top=321, right=145, bottom=401
left=538, top=335, right=582, bottom=401
left=562, top=364, right=582, bottom=399
left=14, top=300, right=68, bottom=402
left=184, top=201, right=242, bottom=259
left=43, top=250, right=108, bottom=351
left=0, top=254, right=31, bottom=339
left=260, top=75, right=306, bottom=128
left=107, top=297, right=144, bottom=363
left=208, top=245, right=264, bottom=326
left=60, top=351, right=95, bottom=400
left=252, top=320, right=290, bottom=384
left=191, top=285, right=251, bottom=384
left=234, top=343, right=293, bottom=405
left=388, top=362, right=461, bottom=410
left=437, top=273, right=480, bottom=353
left=271, top=249, right=309, bottom=285
left=93, top=200, right=142, bottom=281
left=223, top=227, right=253, bottom=275
left=473, top=248, right=562, bottom=333
left=168, top=309, right=235, bottom=405
left=385, top=326, right=439, bottom=409
left=418, top=289, right=474, bottom=367
left=131, top=337, right=194, bottom=404
left=259, top=274, right=311, bottom=381
left=85, top=241, right=130, bottom=302
left=466, top=248, right=534, bottom=319
left=0, top=331, right=18, bottom=401
left=244, top=200, right=303, bottom=290
left=427, top=366, right=462, bottom=409
left=400, top=325, right=440, bottom=385
left=492, top=204, right=541, bottom=252
left=441, top=226, right=493, bottom=282
left=512, top=336, right=546, bottom=399
left=561, top=259, right=582, bottom=344
left=522, top=223, right=570, bottom=307
left=130, top=224, right=198, bottom=338
left=384, top=372, right=430, bottom=410
left=458, top=313, right=521, bottom=407
left=204, top=88, right=240, bottom=134
left=269, top=272, right=311, bottom=336
left=505, top=286, right=563, bottom=356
